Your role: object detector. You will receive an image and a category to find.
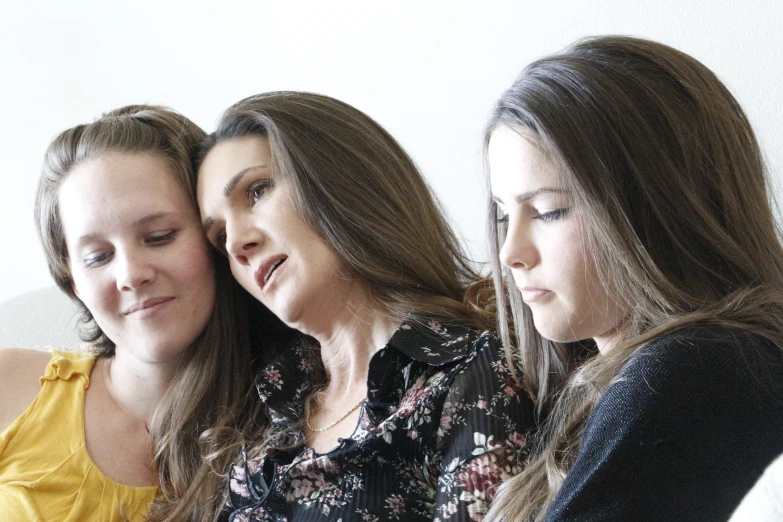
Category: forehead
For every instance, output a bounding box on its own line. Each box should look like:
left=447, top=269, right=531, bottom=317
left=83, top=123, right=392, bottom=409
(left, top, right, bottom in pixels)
left=196, top=135, right=272, bottom=203
left=58, top=151, right=191, bottom=234
left=488, top=126, right=561, bottom=196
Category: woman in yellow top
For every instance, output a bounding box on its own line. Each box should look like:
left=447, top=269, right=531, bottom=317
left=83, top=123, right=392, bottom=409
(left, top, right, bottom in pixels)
left=0, top=105, right=288, bottom=521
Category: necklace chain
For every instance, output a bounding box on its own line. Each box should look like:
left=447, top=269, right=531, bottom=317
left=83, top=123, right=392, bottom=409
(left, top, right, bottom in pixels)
left=305, top=395, right=367, bottom=433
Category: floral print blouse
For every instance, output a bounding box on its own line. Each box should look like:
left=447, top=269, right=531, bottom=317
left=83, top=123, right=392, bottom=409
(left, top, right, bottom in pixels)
left=224, top=319, right=535, bottom=522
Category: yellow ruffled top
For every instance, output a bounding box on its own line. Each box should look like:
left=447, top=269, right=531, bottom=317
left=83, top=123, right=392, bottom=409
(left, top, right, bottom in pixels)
left=0, top=350, right=159, bottom=521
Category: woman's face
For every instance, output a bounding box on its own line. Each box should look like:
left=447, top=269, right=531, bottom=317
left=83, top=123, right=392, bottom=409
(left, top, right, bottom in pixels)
left=488, top=126, right=624, bottom=349
left=58, top=151, right=215, bottom=363
left=197, top=135, right=351, bottom=332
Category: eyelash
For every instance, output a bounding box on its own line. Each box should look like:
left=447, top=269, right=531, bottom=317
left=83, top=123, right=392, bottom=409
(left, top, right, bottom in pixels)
left=146, top=231, right=177, bottom=245
left=248, top=179, right=274, bottom=204
left=495, top=207, right=570, bottom=224
left=82, top=231, right=178, bottom=267
left=535, top=208, right=570, bottom=222
left=84, top=252, right=110, bottom=267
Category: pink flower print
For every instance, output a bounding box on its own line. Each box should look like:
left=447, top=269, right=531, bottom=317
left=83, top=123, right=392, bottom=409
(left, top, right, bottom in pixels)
left=313, top=474, right=327, bottom=489
left=386, top=494, right=407, bottom=518
left=290, top=478, right=315, bottom=499
left=459, top=453, right=503, bottom=506
left=468, top=454, right=494, bottom=477
left=476, top=399, right=487, bottom=410
left=263, top=368, right=281, bottom=383
left=509, top=431, right=527, bottom=448
left=396, top=376, right=429, bottom=417
left=440, top=415, right=453, bottom=431
left=408, top=429, right=419, bottom=440
left=503, top=376, right=521, bottom=397
left=321, top=457, right=340, bottom=474
left=428, top=319, right=444, bottom=333
left=438, top=501, right=458, bottom=518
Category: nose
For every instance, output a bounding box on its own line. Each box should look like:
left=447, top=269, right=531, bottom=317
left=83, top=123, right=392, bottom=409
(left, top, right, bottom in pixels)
left=115, top=248, right=156, bottom=291
left=225, top=214, right=263, bottom=267
left=498, top=216, right=539, bottom=270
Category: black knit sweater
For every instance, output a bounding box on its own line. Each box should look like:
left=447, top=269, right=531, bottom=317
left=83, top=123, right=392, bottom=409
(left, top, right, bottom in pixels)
left=544, top=325, right=783, bottom=522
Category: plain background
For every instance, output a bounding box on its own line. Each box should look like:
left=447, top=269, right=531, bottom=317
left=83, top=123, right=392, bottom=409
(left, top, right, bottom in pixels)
left=1, top=0, right=781, bottom=305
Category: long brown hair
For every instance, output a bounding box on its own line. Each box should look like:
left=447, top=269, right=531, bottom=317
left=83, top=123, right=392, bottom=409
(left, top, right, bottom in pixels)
left=35, top=105, right=284, bottom=521
left=483, top=36, right=783, bottom=521
left=195, top=91, right=492, bottom=331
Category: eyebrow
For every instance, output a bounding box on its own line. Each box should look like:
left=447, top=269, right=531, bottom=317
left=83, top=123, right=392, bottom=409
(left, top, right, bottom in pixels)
left=201, top=164, right=269, bottom=235
left=492, top=188, right=567, bottom=205
left=222, top=165, right=268, bottom=197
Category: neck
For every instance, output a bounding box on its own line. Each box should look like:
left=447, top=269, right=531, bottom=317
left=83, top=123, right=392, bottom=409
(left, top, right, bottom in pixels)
left=308, top=298, right=401, bottom=402
left=102, top=349, right=183, bottom=425
left=593, top=326, right=626, bottom=355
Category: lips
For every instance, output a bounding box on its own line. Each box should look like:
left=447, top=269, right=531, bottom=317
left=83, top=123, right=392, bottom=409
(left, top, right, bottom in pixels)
left=124, top=296, right=175, bottom=315
left=519, top=286, right=552, bottom=303
left=254, top=255, right=288, bottom=290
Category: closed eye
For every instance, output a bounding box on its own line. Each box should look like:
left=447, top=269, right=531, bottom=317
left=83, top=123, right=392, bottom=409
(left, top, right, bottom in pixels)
left=146, top=230, right=177, bottom=246
left=84, top=251, right=112, bottom=268
left=534, top=208, right=570, bottom=222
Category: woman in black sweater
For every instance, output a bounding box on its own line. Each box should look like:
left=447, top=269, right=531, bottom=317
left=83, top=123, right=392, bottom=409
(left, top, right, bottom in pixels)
left=483, top=36, right=783, bottom=521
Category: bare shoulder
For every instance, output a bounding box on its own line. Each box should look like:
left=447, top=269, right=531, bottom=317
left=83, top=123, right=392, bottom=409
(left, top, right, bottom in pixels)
left=0, top=348, right=52, bottom=433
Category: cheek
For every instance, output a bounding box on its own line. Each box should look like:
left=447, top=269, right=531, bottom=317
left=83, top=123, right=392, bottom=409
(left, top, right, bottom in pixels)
left=544, top=221, right=596, bottom=299
left=69, top=271, right=116, bottom=327
left=187, top=244, right=217, bottom=292
left=69, top=269, right=102, bottom=305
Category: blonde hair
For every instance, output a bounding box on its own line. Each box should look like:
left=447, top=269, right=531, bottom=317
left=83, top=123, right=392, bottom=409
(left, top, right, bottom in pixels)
left=36, top=105, right=280, bottom=521
left=483, top=36, right=783, bottom=520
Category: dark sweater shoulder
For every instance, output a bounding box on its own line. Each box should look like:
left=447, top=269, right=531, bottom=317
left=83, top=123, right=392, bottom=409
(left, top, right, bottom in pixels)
left=615, top=324, right=783, bottom=408
left=546, top=324, right=783, bottom=522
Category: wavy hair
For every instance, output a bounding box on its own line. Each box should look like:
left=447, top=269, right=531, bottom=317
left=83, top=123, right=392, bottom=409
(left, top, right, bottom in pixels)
left=35, top=105, right=283, bottom=521
left=483, top=36, right=783, bottom=521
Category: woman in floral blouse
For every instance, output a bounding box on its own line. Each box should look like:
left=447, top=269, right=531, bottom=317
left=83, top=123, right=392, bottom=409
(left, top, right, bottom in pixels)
left=195, top=92, right=535, bottom=522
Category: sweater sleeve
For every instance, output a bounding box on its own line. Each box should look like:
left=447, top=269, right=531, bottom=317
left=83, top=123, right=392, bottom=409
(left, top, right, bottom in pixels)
left=544, top=327, right=783, bottom=522
left=433, top=332, right=536, bottom=522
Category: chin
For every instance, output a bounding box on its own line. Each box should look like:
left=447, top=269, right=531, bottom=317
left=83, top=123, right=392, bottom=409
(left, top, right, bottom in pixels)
left=267, top=302, right=306, bottom=331
left=532, top=320, right=583, bottom=344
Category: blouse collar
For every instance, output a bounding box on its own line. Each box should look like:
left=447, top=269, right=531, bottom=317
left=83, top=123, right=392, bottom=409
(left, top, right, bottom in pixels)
left=255, top=317, right=478, bottom=427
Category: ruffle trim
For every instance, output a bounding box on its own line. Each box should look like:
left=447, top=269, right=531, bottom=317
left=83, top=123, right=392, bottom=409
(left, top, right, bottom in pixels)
left=40, top=349, right=96, bottom=387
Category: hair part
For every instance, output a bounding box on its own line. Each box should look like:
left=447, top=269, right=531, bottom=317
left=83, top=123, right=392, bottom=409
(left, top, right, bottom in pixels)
left=483, top=36, right=783, bottom=521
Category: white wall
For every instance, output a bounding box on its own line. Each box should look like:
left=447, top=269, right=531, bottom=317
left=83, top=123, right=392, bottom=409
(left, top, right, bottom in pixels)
left=1, top=0, right=781, bottom=304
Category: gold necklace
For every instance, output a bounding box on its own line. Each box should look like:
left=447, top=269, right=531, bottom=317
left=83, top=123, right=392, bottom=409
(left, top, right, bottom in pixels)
left=304, top=395, right=367, bottom=433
